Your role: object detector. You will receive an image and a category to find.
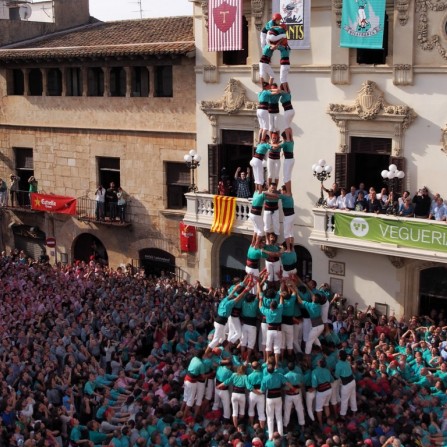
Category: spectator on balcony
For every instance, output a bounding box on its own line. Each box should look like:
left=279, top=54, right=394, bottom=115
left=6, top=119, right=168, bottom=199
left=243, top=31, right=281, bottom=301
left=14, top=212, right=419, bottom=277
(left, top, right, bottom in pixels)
left=398, top=197, right=415, bottom=217
left=28, top=176, right=38, bottom=204
left=0, top=177, right=7, bottom=206
left=398, top=190, right=411, bottom=208
left=116, top=187, right=127, bottom=224
left=323, top=182, right=341, bottom=198
left=355, top=182, right=368, bottom=199
left=354, top=191, right=368, bottom=211
left=218, top=173, right=233, bottom=196
left=376, top=187, right=388, bottom=205
left=345, top=186, right=357, bottom=210
left=430, top=192, right=442, bottom=214
left=95, top=185, right=106, bottom=222
left=9, top=174, right=20, bottom=207
left=106, top=182, right=118, bottom=222
left=366, top=190, right=382, bottom=214
left=335, top=187, right=349, bottom=210
left=323, top=189, right=337, bottom=208
left=429, top=196, right=446, bottom=221
left=412, top=187, right=431, bottom=218
left=234, top=167, right=251, bottom=199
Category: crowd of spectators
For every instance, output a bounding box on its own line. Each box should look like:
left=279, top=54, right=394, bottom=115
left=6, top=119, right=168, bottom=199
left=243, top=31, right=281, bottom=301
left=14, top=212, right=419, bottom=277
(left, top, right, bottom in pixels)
left=0, top=250, right=447, bottom=447
left=322, top=182, right=447, bottom=221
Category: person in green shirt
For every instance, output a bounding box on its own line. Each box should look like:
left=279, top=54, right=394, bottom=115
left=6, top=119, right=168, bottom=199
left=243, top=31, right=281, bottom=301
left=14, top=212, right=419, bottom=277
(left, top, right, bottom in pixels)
left=335, top=350, right=357, bottom=417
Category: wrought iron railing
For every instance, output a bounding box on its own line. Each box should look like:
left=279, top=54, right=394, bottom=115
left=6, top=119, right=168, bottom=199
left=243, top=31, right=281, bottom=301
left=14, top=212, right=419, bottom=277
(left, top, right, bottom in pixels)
left=76, top=196, right=132, bottom=224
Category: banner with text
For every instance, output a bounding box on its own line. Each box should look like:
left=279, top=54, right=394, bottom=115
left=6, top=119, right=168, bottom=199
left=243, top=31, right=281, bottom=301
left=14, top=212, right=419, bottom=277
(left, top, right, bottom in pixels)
left=340, top=0, right=386, bottom=49
left=334, top=214, right=447, bottom=253
left=273, top=0, right=311, bottom=49
left=31, top=193, right=77, bottom=215
left=208, top=0, right=242, bottom=52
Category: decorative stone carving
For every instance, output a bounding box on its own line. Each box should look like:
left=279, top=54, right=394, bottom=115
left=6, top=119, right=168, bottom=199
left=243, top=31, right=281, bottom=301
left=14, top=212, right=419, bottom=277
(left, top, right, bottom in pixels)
left=416, top=0, right=447, bottom=61
left=251, top=0, right=265, bottom=30
left=331, top=64, right=350, bottom=85
left=201, top=78, right=257, bottom=114
left=393, top=64, right=413, bottom=86
left=202, top=1, right=209, bottom=30
left=388, top=256, right=406, bottom=268
left=321, top=245, right=338, bottom=258
left=441, top=124, right=447, bottom=154
left=328, top=80, right=417, bottom=129
left=396, top=0, right=411, bottom=26
left=203, top=65, right=219, bottom=83
left=332, top=0, right=343, bottom=27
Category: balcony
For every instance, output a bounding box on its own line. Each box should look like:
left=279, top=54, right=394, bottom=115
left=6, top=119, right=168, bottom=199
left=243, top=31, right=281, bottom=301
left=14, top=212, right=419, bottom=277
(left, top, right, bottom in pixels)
left=76, top=196, right=132, bottom=227
left=310, top=208, right=447, bottom=263
left=183, top=192, right=252, bottom=235
left=0, top=190, right=43, bottom=213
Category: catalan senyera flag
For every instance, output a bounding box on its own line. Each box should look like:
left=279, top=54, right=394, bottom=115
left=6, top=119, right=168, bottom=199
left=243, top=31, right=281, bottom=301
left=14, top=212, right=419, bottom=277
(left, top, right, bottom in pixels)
left=208, top=0, right=242, bottom=52
left=211, top=195, right=237, bottom=234
left=31, top=193, right=77, bottom=215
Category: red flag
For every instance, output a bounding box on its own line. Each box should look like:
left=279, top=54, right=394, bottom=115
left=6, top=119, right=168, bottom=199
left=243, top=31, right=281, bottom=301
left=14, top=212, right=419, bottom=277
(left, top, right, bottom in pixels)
left=31, top=193, right=77, bottom=215
left=208, top=0, right=242, bottom=52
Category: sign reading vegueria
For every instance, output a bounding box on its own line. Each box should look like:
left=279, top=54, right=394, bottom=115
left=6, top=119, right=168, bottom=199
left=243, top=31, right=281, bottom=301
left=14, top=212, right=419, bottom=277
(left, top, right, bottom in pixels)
left=334, top=214, right=447, bottom=253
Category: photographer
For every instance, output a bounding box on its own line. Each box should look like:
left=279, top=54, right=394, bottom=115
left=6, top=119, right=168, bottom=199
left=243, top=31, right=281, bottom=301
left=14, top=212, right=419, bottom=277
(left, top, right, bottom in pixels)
left=9, top=174, right=20, bottom=207
left=412, top=186, right=431, bottom=218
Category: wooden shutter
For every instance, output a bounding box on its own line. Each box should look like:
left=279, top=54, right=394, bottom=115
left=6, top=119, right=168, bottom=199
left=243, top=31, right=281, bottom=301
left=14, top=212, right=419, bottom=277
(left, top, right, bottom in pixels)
left=208, top=144, right=223, bottom=194
left=389, top=156, right=405, bottom=195
left=335, top=153, right=354, bottom=189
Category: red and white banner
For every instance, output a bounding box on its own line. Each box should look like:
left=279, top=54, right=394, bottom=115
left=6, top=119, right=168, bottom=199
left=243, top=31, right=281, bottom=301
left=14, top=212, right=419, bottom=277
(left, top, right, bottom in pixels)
left=208, top=0, right=242, bottom=52
left=31, top=193, right=77, bottom=215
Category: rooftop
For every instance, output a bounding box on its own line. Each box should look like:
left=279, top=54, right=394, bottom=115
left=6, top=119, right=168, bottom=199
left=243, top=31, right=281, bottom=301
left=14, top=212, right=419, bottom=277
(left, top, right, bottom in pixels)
left=0, top=16, right=194, bottom=62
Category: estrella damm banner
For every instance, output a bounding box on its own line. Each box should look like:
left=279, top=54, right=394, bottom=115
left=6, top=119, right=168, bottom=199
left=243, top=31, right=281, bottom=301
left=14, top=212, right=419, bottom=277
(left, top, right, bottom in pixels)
left=334, top=213, right=447, bottom=253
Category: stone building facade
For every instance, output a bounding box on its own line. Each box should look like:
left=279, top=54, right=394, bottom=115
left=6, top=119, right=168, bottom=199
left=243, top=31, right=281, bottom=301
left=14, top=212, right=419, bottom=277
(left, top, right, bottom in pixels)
left=0, top=2, right=196, bottom=276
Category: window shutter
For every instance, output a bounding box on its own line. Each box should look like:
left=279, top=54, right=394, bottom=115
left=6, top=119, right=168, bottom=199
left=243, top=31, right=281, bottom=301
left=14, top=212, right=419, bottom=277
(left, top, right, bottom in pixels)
left=389, top=156, right=405, bottom=195
left=208, top=144, right=223, bottom=194
left=335, top=153, right=354, bottom=189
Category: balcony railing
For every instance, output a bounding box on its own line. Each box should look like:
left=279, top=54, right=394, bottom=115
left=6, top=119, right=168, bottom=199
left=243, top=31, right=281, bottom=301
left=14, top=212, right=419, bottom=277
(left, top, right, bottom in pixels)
left=183, top=192, right=252, bottom=234
left=76, top=196, right=132, bottom=226
left=0, top=189, right=39, bottom=209
left=310, top=208, right=447, bottom=263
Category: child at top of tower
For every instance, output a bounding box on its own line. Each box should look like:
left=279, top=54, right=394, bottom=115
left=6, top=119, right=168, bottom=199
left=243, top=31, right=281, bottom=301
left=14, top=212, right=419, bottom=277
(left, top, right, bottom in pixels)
left=260, top=13, right=288, bottom=48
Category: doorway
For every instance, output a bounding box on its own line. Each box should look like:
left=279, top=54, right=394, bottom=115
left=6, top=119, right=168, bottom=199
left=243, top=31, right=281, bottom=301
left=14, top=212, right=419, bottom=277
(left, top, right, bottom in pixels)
left=139, top=248, right=175, bottom=277
left=419, top=266, right=447, bottom=319
left=73, top=233, right=108, bottom=265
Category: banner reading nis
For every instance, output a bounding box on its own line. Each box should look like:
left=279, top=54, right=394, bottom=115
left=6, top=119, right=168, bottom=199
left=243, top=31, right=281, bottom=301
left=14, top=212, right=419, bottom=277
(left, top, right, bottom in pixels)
left=31, top=193, right=77, bottom=215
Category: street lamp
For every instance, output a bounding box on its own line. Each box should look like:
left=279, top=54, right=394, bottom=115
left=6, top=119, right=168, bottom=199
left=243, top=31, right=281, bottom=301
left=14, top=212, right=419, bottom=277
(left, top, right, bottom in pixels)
left=381, top=164, right=405, bottom=214
left=183, top=149, right=201, bottom=192
left=312, top=159, right=333, bottom=207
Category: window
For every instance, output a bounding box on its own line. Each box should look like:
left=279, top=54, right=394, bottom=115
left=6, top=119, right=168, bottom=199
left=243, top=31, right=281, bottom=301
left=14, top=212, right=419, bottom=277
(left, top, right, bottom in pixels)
left=47, top=68, right=62, bottom=96
left=110, top=67, right=126, bottom=97
left=154, top=66, right=173, bottom=97
left=29, top=68, right=43, bottom=96
left=131, top=66, right=149, bottom=97
left=88, top=67, right=104, bottom=97
left=223, top=16, right=249, bottom=65
left=66, top=68, right=82, bottom=96
left=166, top=162, right=189, bottom=209
left=357, top=14, right=389, bottom=65
left=14, top=147, right=34, bottom=207
left=97, top=157, right=120, bottom=188
left=11, top=69, right=24, bottom=95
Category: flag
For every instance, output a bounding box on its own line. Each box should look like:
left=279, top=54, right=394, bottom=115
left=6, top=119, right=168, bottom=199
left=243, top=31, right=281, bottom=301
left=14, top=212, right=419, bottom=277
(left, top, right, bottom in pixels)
left=340, top=0, right=386, bottom=49
left=208, top=0, right=242, bottom=52
left=211, top=195, right=237, bottom=234
left=273, top=0, right=311, bottom=49
left=31, top=193, right=77, bottom=215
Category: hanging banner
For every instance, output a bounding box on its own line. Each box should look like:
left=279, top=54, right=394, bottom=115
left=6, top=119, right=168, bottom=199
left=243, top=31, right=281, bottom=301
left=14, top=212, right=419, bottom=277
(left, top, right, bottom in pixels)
left=211, top=195, right=237, bottom=235
left=31, top=193, right=77, bottom=215
left=272, top=0, right=311, bottom=49
left=340, top=0, right=386, bottom=49
left=334, top=213, right=447, bottom=253
left=179, top=222, right=197, bottom=252
left=208, top=0, right=242, bottom=52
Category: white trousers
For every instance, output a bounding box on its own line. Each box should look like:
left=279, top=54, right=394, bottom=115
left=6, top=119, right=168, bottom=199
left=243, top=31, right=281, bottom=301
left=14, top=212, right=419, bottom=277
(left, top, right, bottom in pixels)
left=263, top=210, right=280, bottom=236
left=231, top=392, right=246, bottom=417
left=269, top=112, right=280, bottom=132
left=241, top=324, right=257, bottom=349
left=266, top=396, right=284, bottom=439
left=208, top=321, right=227, bottom=349
left=330, top=378, right=341, bottom=405
left=293, top=322, right=303, bottom=353
left=259, top=62, right=275, bottom=82
left=283, top=108, right=295, bottom=129
left=250, top=157, right=265, bottom=188
left=267, top=157, right=281, bottom=182
left=281, top=323, right=294, bottom=350
left=265, top=260, right=281, bottom=282
left=257, top=109, right=269, bottom=131
left=305, top=324, right=324, bottom=355
left=183, top=380, right=197, bottom=407
left=280, top=64, right=290, bottom=84
left=248, top=391, right=266, bottom=421
left=266, top=329, right=283, bottom=354
left=249, top=212, right=265, bottom=237
left=283, top=213, right=295, bottom=239
left=213, top=388, right=231, bottom=419
left=305, top=389, right=315, bottom=421
left=228, top=316, right=242, bottom=344
left=315, top=388, right=332, bottom=412
left=283, top=393, right=305, bottom=426
left=195, top=381, right=206, bottom=406
left=340, top=380, right=357, bottom=416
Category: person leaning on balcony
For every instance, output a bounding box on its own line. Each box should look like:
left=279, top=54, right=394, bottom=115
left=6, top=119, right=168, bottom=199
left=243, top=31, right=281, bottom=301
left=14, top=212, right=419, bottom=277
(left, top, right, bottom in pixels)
left=234, top=167, right=252, bottom=199
left=116, top=187, right=127, bottom=224
left=398, top=197, right=414, bottom=217
left=0, top=177, right=7, bottom=206
left=429, top=196, right=446, bottom=221
left=412, top=186, right=431, bottom=218
left=9, top=173, right=20, bottom=207
left=95, top=185, right=106, bottom=222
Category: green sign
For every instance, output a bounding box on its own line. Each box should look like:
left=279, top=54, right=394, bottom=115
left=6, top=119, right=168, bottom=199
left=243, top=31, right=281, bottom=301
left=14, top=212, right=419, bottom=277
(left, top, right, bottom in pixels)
left=334, top=214, right=447, bottom=253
